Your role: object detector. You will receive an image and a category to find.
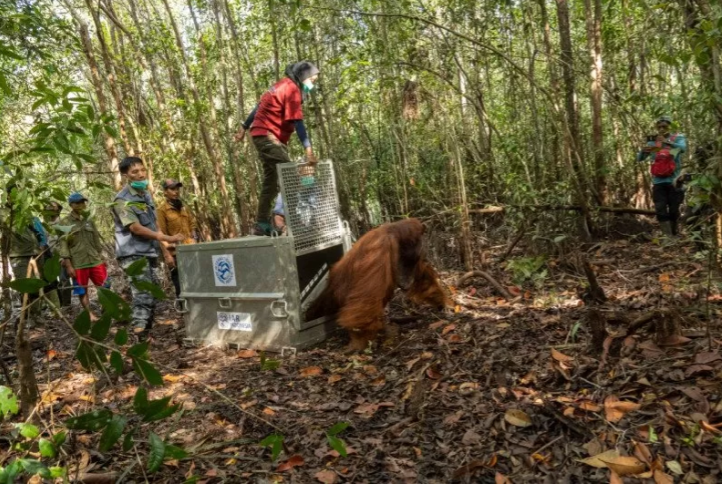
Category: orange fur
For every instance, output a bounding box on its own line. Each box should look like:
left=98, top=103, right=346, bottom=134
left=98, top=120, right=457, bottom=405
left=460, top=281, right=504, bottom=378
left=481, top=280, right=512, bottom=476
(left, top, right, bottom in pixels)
left=306, top=218, right=448, bottom=351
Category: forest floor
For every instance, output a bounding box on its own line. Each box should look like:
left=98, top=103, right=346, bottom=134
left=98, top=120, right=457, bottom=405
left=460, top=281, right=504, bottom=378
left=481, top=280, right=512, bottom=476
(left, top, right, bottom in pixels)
left=4, top=229, right=722, bottom=483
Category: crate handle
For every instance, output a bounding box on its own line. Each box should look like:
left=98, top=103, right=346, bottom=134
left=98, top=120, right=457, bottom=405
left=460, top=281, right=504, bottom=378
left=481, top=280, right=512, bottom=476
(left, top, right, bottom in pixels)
left=218, top=297, right=232, bottom=309
left=271, top=299, right=288, bottom=318
left=175, top=298, right=188, bottom=314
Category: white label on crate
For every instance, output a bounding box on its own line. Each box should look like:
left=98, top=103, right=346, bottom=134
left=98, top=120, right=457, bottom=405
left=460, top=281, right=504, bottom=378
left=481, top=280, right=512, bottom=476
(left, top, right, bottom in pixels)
left=212, top=254, right=236, bottom=286
left=217, top=311, right=252, bottom=331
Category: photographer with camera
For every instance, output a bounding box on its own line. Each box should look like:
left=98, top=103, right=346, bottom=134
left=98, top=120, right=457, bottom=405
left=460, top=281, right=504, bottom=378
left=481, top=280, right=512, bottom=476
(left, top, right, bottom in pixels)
left=637, top=115, right=687, bottom=237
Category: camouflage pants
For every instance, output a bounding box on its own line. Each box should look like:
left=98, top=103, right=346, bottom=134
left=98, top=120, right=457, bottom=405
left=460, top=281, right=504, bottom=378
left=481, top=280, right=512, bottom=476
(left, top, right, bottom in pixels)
left=118, top=255, right=160, bottom=330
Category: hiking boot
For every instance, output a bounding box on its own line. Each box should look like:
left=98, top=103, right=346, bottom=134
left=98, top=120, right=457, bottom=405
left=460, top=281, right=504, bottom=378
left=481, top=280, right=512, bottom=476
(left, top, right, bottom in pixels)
left=660, top=221, right=674, bottom=237
left=253, top=222, right=272, bottom=236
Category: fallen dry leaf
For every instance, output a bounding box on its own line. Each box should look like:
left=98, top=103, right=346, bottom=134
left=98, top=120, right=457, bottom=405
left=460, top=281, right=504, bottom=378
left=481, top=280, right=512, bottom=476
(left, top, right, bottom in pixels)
left=551, top=348, right=574, bottom=363
left=504, top=409, right=532, bottom=428
left=277, top=454, right=304, bottom=472
left=441, top=324, right=456, bottom=335
left=666, top=460, right=683, bottom=475
left=633, top=441, right=653, bottom=465
left=426, top=367, right=442, bottom=380
left=599, top=455, right=646, bottom=476
left=659, top=273, right=670, bottom=283
left=452, top=460, right=486, bottom=479
left=653, top=470, right=674, bottom=484
left=405, top=357, right=421, bottom=371
left=609, top=470, right=624, bottom=484
left=428, top=321, right=445, bottom=330
left=685, top=364, right=713, bottom=377
left=495, top=472, right=512, bottom=484
left=163, top=374, right=184, bottom=383
left=580, top=449, right=621, bottom=468
left=315, top=469, right=337, bottom=483
left=262, top=407, right=276, bottom=416
left=604, top=396, right=641, bottom=423
left=447, top=334, right=463, bottom=343
left=578, top=400, right=602, bottom=412
left=657, top=334, right=691, bottom=346
left=237, top=349, right=258, bottom=358
left=328, top=374, right=343, bottom=384
left=300, top=366, right=323, bottom=377
left=694, top=351, right=722, bottom=365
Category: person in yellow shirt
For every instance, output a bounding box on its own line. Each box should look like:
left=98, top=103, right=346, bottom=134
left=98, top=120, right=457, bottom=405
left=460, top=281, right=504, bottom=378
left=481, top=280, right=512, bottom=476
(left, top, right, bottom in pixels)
left=156, top=179, right=197, bottom=296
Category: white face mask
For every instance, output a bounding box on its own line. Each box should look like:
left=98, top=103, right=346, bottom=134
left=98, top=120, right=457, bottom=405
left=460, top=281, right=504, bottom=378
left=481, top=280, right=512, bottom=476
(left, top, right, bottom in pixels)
left=302, top=79, right=315, bottom=93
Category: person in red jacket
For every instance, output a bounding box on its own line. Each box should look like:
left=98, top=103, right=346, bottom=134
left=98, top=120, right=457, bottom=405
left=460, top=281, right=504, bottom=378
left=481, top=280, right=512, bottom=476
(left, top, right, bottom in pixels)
left=235, top=61, right=319, bottom=236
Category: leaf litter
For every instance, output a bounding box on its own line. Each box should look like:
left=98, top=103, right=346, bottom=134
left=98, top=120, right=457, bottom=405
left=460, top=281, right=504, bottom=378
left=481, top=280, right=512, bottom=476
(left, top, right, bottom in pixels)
left=5, top=238, right=722, bottom=482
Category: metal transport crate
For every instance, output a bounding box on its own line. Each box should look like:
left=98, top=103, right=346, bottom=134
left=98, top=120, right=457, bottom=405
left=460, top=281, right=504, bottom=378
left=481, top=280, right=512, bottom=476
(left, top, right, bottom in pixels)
left=176, top=161, right=351, bottom=351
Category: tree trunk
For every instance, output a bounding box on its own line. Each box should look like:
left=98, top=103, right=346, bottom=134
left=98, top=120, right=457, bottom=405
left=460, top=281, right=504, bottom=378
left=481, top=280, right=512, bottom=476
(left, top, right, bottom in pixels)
left=76, top=21, right=122, bottom=191
left=161, top=0, right=237, bottom=238
left=555, top=0, right=594, bottom=237
left=584, top=0, right=606, bottom=205
left=85, top=0, right=134, bottom=158
left=537, top=0, right=561, bottom=179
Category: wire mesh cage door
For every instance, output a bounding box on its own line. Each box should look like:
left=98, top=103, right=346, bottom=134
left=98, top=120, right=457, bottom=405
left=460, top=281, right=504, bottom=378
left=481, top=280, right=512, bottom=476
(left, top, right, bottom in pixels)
left=277, top=160, right=344, bottom=256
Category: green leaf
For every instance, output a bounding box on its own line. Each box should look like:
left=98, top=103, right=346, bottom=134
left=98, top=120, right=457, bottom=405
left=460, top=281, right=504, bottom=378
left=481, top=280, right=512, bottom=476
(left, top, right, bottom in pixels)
left=132, top=358, right=164, bottom=386
left=260, top=351, right=281, bottom=371
left=49, top=466, right=66, bottom=478
left=127, top=341, right=149, bottom=359
left=16, top=423, right=40, bottom=439
left=0, top=72, right=11, bottom=96
left=19, top=459, right=51, bottom=478
left=73, top=310, right=91, bottom=336
left=299, top=18, right=312, bottom=31
left=90, top=313, right=112, bottom=341
left=104, top=124, right=118, bottom=138
left=75, top=341, right=94, bottom=370
left=0, top=386, right=19, bottom=416
left=8, top=278, right=46, bottom=294
left=39, top=438, right=56, bottom=458
left=144, top=403, right=180, bottom=423
left=122, top=431, right=135, bottom=452
left=147, top=433, right=165, bottom=473
left=97, top=288, right=130, bottom=321
left=110, top=351, right=124, bottom=375
left=326, top=422, right=349, bottom=436
left=326, top=435, right=347, bottom=458
left=0, top=459, right=23, bottom=482
left=65, top=409, right=113, bottom=431
left=164, top=444, right=188, bottom=460
left=114, top=328, right=128, bottom=345
left=132, top=280, right=166, bottom=300
left=0, top=46, right=23, bottom=60
left=124, top=257, right=148, bottom=277
left=99, top=415, right=126, bottom=452
left=52, top=431, right=66, bottom=448
left=260, top=433, right=284, bottom=462
left=133, top=387, right=149, bottom=414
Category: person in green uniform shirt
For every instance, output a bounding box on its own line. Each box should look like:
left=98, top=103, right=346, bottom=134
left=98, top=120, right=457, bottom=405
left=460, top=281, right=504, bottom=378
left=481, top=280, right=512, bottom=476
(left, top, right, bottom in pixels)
left=60, top=192, right=110, bottom=321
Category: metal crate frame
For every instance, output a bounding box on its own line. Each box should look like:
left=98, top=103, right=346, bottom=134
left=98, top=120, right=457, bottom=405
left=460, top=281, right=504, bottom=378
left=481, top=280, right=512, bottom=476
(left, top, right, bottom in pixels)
left=277, top=160, right=345, bottom=256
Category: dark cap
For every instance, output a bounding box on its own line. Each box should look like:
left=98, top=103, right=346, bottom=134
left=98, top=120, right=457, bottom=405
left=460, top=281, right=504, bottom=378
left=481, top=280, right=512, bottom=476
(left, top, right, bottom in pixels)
left=161, top=179, right=183, bottom=189
left=68, top=192, right=88, bottom=204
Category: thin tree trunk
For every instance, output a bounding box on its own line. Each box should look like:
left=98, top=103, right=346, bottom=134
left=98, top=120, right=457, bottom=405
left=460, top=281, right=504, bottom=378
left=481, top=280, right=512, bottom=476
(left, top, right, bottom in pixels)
left=85, top=0, right=134, bottom=158
left=161, top=0, right=236, bottom=238
left=584, top=0, right=606, bottom=204
left=75, top=20, right=121, bottom=191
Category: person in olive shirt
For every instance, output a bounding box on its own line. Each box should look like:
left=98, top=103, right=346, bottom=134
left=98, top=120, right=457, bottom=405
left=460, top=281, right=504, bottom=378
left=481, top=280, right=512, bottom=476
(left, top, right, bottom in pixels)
left=112, top=157, right=184, bottom=334
left=60, top=192, right=108, bottom=321
left=5, top=185, right=45, bottom=325
left=156, top=178, right=197, bottom=297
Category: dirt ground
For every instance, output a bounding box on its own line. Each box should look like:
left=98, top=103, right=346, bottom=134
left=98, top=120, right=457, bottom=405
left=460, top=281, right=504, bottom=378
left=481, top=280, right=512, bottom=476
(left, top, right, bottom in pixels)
left=3, top=233, right=722, bottom=483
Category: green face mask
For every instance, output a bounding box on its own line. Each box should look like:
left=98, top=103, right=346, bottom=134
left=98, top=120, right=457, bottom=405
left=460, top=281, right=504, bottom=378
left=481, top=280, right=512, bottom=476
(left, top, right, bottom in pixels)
left=130, top=180, right=149, bottom=190
left=302, top=80, right=315, bottom=93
